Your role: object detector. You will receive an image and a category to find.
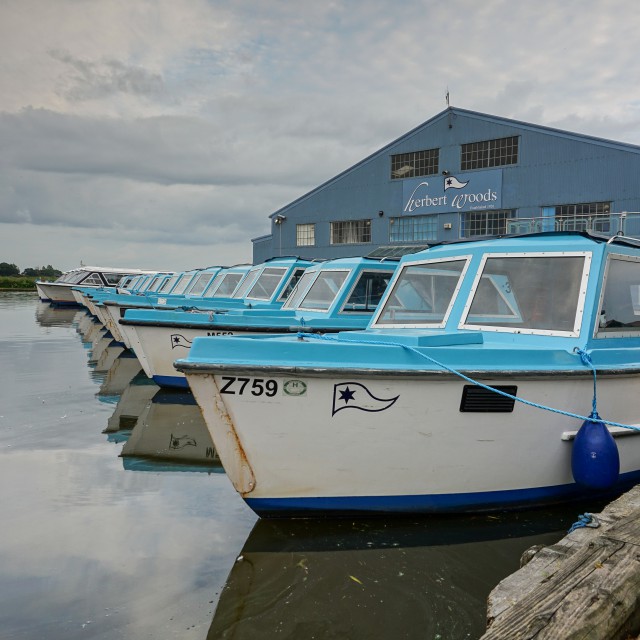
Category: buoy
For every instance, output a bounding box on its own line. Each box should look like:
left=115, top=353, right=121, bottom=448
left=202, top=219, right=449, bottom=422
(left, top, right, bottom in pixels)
left=571, top=412, right=620, bottom=490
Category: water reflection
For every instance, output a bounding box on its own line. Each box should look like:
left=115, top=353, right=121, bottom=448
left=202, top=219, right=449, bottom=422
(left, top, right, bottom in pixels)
left=103, top=375, right=158, bottom=443
left=208, top=513, right=573, bottom=640
left=120, top=389, right=222, bottom=473
left=5, top=293, right=257, bottom=638
left=35, top=301, right=83, bottom=327
left=98, top=351, right=143, bottom=397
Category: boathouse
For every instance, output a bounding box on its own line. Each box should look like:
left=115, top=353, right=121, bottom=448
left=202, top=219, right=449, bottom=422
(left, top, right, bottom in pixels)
left=252, top=107, right=640, bottom=263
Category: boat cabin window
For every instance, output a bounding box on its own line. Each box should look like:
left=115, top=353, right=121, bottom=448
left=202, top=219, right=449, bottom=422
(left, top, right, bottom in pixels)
left=81, top=273, right=104, bottom=286
left=139, top=276, right=160, bottom=292
left=157, top=275, right=178, bottom=293
left=342, top=270, right=395, bottom=313
left=171, top=274, right=195, bottom=295
left=203, top=272, right=245, bottom=298
left=462, top=254, right=586, bottom=333
left=186, top=273, right=214, bottom=296
left=104, top=273, right=127, bottom=285
left=597, top=256, right=640, bottom=336
left=124, top=276, right=140, bottom=290
left=282, top=270, right=319, bottom=309
left=146, top=277, right=164, bottom=293
left=374, top=259, right=467, bottom=326
left=232, top=267, right=262, bottom=299
left=68, top=272, right=87, bottom=284
left=296, top=270, right=350, bottom=311
left=244, top=267, right=288, bottom=300
left=277, top=268, right=308, bottom=302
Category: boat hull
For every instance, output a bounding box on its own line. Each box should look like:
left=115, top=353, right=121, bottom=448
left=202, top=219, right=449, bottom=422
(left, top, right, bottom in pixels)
left=184, top=369, right=640, bottom=517
left=124, top=323, right=275, bottom=388
left=35, top=282, right=83, bottom=305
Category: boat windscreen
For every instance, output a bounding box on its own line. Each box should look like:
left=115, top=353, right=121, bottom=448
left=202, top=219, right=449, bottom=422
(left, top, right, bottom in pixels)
left=186, top=273, right=214, bottom=296
left=80, top=273, right=103, bottom=286
left=463, top=254, right=586, bottom=332
left=104, top=273, right=128, bottom=285
left=277, top=268, right=307, bottom=302
left=341, top=270, right=394, bottom=313
left=596, top=256, right=640, bottom=335
left=244, top=267, right=287, bottom=300
left=232, top=267, right=261, bottom=299
left=282, top=270, right=318, bottom=309
left=170, top=274, right=195, bottom=295
left=296, top=270, right=349, bottom=311
left=157, top=275, right=178, bottom=293
left=203, top=272, right=245, bottom=298
left=374, top=259, right=467, bottom=326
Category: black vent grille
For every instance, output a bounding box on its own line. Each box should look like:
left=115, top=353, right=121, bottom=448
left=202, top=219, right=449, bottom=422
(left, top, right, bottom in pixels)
left=460, top=385, right=517, bottom=413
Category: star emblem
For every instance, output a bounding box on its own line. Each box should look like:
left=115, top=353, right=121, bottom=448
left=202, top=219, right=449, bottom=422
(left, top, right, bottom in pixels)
left=339, top=387, right=356, bottom=403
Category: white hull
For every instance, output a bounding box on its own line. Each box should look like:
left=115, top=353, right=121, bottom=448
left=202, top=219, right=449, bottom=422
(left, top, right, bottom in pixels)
left=128, top=324, right=241, bottom=388
left=35, top=282, right=81, bottom=304
left=185, top=370, right=640, bottom=515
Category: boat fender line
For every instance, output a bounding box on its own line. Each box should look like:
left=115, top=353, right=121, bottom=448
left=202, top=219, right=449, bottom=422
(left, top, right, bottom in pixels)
left=571, top=349, right=619, bottom=489
left=295, top=332, right=640, bottom=433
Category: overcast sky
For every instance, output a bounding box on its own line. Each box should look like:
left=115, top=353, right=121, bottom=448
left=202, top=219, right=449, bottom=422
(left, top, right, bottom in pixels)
left=2, top=0, right=640, bottom=272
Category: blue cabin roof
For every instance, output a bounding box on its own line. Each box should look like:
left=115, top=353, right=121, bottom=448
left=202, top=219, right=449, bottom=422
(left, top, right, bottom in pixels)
left=181, top=232, right=640, bottom=375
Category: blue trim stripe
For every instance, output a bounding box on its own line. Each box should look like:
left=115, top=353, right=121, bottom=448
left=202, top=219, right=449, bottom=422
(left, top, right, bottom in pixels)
left=245, top=470, right=640, bottom=517
left=152, top=374, right=190, bottom=389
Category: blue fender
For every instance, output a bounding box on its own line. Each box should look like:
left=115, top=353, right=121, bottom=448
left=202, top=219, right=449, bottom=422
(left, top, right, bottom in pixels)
left=571, top=413, right=620, bottom=490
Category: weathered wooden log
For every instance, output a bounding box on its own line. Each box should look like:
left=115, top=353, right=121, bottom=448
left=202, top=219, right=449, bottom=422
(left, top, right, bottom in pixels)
left=481, top=486, right=640, bottom=639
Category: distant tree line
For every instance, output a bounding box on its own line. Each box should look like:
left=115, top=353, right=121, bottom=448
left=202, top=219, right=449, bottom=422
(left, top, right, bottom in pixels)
left=0, top=262, right=62, bottom=277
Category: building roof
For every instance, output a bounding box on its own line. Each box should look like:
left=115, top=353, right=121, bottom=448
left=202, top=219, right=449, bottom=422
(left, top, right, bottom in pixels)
left=268, top=107, right=640, bottom=220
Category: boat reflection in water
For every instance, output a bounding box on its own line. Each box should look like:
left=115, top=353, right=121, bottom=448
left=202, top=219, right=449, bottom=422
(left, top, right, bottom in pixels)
left=103, top=375, right=159, bottom=443
left=120, top=389, right=222, bottom=473
left=208, top=507, right=596, bottom=640
left=98, top=350, right=143, bottom=397
left=35, top=301, right=83, bottom=328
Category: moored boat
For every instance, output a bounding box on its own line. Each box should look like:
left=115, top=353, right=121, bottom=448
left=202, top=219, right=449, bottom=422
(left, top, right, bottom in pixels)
left=36, top=266, right=156, bottom=306
left=119, top=256, right=398, bottom=388
left=176, top=232, right=640, bottom=517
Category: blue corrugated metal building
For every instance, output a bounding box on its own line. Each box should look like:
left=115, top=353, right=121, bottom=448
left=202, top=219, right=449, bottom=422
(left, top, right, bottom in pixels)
left=252, top=107, right=640, bottom=263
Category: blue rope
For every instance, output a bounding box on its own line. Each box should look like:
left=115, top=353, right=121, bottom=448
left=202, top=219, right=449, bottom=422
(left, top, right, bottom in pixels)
left=575, top=348, right=598, bottom=417
left=568, top=513, right=600, bottom=532
left=296, top=332, right=640, bottom=432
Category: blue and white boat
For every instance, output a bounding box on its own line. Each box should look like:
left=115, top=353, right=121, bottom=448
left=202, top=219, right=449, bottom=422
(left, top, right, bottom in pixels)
left=176, top=232, right=640, bottom=517
left=121, top=257, right=397, bottom=388
left=36, top=266, right=155, bottom=306
left=115, top=257, right=311, bottom=356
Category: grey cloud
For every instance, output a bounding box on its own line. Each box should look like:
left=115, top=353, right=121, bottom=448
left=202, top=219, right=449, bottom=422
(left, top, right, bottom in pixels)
left=49, top=49, right=164, bottom=101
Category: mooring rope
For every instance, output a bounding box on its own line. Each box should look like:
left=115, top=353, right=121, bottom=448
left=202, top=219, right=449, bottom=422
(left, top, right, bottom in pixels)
left=568, top=512, right=600, bottom=532
left=296, top=332, right=640, bottom=432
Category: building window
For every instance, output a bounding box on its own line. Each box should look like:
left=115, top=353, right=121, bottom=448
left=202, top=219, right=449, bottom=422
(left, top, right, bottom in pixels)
left=389, top=215, right=438, bottom=242
left=461, top=136, right=518, bottom=170
left=296, top=223, right=315, bottom=246
left=330, top=219, right=371, bottom=244
left=554, top=201, right=612, bottom=233
left=555, top=202, right=611, bottom=217
left=462, top=210, right=515, bottom=238
left=391, top=149, right=439, bottom=179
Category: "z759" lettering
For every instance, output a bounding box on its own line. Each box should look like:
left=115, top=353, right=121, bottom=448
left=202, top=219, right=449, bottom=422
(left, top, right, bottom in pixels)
left=219, top=376, right=278, bottom=397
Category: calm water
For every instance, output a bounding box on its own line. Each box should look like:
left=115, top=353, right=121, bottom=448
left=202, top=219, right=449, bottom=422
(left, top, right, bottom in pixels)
left=0, top=292, right=595, bottom=639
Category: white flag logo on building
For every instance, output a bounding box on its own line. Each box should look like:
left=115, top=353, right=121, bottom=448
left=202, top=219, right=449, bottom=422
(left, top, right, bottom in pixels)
left=444, top=176, right=469, bottom=190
